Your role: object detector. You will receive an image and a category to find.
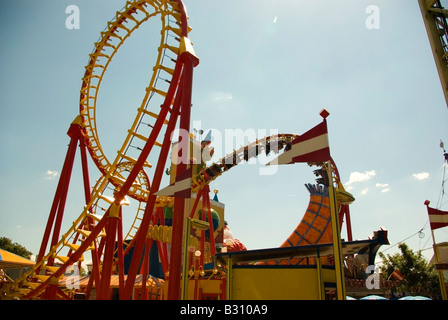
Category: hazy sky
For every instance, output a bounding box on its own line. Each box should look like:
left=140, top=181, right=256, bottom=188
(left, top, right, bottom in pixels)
left=1, top=0, right=447, bottom=264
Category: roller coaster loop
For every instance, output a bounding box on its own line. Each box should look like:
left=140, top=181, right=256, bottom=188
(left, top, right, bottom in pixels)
left=1, top=0, right=354, bottom=300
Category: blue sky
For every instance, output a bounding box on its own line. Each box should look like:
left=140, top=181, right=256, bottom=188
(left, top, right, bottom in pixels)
left=1, top=0, right=447, bottom=265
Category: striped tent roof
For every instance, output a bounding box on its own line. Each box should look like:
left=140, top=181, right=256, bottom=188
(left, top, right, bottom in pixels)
left=58, top=273, right=164, bottom=289
left=0, top=248, right=35, bottom=269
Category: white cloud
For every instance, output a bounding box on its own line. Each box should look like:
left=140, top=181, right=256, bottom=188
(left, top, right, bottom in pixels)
left=412, top=172, right=430, bottom=181
left=211, top=92, right=233, bottom=102
left=359, top=188, right=369, bottom=195
left=46, top=170, right=58, bottom=180
left=345, top=170, right=390, bottom=195
left=345, top=170, right=376, bottom=186
left=376, top=183, right=391, bottom=193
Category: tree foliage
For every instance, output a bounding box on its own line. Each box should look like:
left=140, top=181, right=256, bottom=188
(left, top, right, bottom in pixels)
left=0, top=237, right=33, bottom=260
left=378, top=242, right=440, bottom=297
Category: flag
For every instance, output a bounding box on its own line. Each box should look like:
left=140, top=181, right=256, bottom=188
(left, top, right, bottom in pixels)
left=155, top=167, right=192, bottom=198
left=427, top=206, right=448, bottom=230
left=267, top=120, right=330, bottom=165
left=390, top=269, right=405, bottom=282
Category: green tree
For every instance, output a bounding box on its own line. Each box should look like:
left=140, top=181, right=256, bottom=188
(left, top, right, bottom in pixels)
left=0, top=237, right=33, bottom=260
left=378, top=242, right=440, bottom=297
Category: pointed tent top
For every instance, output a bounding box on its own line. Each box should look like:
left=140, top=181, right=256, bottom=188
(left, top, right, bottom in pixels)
left=202, top=130, right=212, bottom=143
left=320, top=108, right=330, bottom=119
left=213, top=189, right=219, bottom=202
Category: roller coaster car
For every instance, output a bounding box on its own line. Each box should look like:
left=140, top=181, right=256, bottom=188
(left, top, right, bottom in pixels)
left=265, top=142, right=271, bottom=155
left=212, top=163, right=221, bottom=173
left=313, top=168, right=330, bottom=187
left=265, top=141, right=283, bottom=155
left=243, top=145, right=261, bottom=161
left=243, top=147, right=249, bottom=161
left=222, top=158, right=234, bottom=170
left=204, top=164, right=221, bottom=178
left=233, top=153, right=241, bottom=165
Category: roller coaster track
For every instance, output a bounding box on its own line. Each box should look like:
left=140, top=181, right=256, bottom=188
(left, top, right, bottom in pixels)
left=192, top=133, right=349, bottom=194
left=2, top=130, right=341, bottom=300
left=80, top=0, right=190, bottom=200
left=1, top=1, right=353, bottom=301
left=2, top=0, right=195, bottom=300
left=419, top=0, right=448, bottom=109
left=192, top=134, right=297, bottom=192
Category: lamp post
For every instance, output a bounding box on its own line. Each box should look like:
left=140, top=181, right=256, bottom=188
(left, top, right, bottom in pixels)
left=325, top=160, right=346, bottom=300
left=181, top=217, right=209, bottom=300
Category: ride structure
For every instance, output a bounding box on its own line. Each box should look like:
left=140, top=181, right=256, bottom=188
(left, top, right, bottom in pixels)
left=3, top=0, right=198, bottom=300
left=1, top=0, right=390, bottom=300
left=419, top=0, right=448, bottom=109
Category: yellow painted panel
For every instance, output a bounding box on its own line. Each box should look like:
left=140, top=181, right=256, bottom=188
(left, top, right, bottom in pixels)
left=186, top=279, right=222, bottom=300
left=231, top=267, right=336, bottom=300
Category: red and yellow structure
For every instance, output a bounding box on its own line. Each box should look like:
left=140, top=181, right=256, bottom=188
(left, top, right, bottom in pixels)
left=419, top=0, right=448, bottom=110
left=1, top=0, right=391, bottom=300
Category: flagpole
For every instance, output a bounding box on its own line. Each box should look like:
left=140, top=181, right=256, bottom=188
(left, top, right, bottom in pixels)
left=326, top=159, right=346, bottom=300
left=431, top=230, right=447, bottom=300
left=181, top=213, right=191, bottom=300
left=425, top=200, right=447, bottom=300
left=320, top=109, right=346, bottom=300
left=264, top=108, right=346, bottom=299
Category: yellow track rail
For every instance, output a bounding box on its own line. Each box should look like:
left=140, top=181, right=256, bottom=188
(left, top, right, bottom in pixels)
left=80, top=0, right=186, bottom=201
left=192, top=134, right=297, bottom=192
left=2, top=0, right=190, bottom=300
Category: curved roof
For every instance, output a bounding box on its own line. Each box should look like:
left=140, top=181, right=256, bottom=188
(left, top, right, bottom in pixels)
left=0, top=249, right=35, bottom=269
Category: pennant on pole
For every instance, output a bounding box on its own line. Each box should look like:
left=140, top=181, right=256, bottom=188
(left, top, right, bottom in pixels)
left=267, top=119, right=330, bottom=166
left=389, top=269, right=405, bottom=282
left=155, top=167, right=192, bottom=198
left=426, top=205, right=448, bottom=230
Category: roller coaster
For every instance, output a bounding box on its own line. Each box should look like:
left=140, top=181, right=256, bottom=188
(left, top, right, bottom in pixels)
left=0, top=0, right=391, bottom=300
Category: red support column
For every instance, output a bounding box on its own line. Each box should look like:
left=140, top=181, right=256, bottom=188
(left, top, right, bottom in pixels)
left=141, top=238, right=151, bottom=300
left=189, top=188, right=203, bottom=219
left=85, top=239, right=102, bottom=299
left=121, top=76, right=185, bottom=300
left=119, top=38, right=198, bottom=300
left=156, top=207, right=169, bottom=274
left=204, top=185, right=216, bottom=256
left=168, top=51, right=197, bottom=300
left=112, top=59, right=185, bottom=204
left=36, top=120, right=90, bottom=300
left=200, top=193, right=206, bottom=266
left=37, top=123, right=80, bottom=264
left=24, top=213, right=109, bottom=300
left=87, top=233, right=106, bottom=299
left=97, top=207, right=120, bottom=300
left=116, top=207, right=125, bottom=299
left=343, top=205, right=353, bottom=242
left=79, top=133, right=91, bottom=205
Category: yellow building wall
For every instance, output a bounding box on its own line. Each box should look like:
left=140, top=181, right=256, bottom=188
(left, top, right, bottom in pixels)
left=162, top=279, right=224, bottom=300
left=186, top=279, right=223, bottom=300
left=230, top=267, right=336, bottom=300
